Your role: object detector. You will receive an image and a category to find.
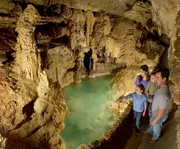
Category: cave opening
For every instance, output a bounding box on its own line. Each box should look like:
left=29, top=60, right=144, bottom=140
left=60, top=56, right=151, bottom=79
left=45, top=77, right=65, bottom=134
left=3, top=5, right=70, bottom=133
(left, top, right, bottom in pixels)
left=83, top=49, right=93, bottom=75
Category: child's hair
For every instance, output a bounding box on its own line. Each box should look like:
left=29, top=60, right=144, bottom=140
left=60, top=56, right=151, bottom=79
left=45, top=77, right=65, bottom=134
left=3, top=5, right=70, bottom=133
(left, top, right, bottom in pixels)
left=137, top=84, right=145, bottom=93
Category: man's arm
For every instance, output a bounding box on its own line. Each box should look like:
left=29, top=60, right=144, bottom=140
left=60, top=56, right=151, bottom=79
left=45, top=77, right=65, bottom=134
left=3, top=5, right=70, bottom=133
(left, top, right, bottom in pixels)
left=151, top=108, right=165, bottom=126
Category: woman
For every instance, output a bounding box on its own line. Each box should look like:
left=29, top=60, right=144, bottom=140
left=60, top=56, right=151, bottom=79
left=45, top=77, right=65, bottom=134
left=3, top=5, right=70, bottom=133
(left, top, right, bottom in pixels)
left=135, top=65, right=150, bottom=88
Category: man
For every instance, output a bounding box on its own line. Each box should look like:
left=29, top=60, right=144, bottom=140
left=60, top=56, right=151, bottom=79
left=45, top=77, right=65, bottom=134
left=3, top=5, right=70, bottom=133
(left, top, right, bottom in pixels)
left=145, top=68, right=171, bottom=143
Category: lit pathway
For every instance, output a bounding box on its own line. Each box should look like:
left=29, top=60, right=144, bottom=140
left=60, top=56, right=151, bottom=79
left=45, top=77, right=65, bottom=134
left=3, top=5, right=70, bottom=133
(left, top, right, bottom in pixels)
left=125, top=106, right=179, bottom=149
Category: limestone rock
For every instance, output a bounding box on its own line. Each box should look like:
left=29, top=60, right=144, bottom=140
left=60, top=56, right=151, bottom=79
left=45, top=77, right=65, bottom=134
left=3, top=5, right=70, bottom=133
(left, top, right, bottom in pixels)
left=106, top=18, right=139, bottom=61
left=45, top=45, right=75, bottom=87
left=0, top=5, right=69, bottom=149
left=0, top=0, right=15, bottom=14
left=36, top=25, right=70, bottom=44
left=105, top=18, right=158, bottom=66
left=0, top=0, right=22, bottom=28
left=174, top=106, right=180, bottom=149
left=124, top=1, right=152, bottom=26
left=15, top=0, right=136, bottom=16
left=0, top=2, right=162, bottom=79
left=91, top=13, right=112, bottom=50
left=144, top=40, right=164, bottom=59
left=151, top=0, right=180, bottom=61
left=0, top=28, right=16, bottom=62
left=171, top=63, right=180, bottom=105
left=61, top=71, right=74, bottom=87
left=71, top=9, right=85, bottom=27
left=85, top=11, right=95, bottom=46
left=109, top=100, right=132, bottom=117
left=174, top=11, right=180, bottom=61
left=113, top=66, right=140, bottom=97
left=0, top=134, right=6, bottom=148
left=69, top=10, right=87, bottom=49
left=151, top=0, right=180, bottom=38
left=76, top=144, right=91, bottom=149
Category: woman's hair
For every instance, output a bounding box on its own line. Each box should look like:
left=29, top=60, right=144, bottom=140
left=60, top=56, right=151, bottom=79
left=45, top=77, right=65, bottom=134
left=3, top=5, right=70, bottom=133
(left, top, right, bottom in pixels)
left=137, top=84, right=145, bottom=93
left=139, top=65, right=150, bottom=82
left=140, top=65, right=149, bottom=72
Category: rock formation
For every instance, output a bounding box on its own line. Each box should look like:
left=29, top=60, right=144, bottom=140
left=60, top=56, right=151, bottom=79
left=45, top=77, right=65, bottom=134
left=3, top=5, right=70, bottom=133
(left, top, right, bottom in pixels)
left=0, top=0, right=166, bottom=87
left=0, top=4, right=69, bottom=149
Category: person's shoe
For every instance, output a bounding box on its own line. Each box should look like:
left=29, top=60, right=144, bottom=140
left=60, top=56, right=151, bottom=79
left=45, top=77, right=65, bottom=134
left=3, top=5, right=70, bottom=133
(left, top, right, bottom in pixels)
left=149, top=138, right=157, bottom=143
left=134, top=126, right=140, bottom=133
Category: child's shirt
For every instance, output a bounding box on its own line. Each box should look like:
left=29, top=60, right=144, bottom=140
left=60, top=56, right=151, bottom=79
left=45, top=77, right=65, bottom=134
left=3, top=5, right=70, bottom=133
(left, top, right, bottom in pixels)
left=145, top=81, right=158, bottom=96
left=125, top=92, right=147, bottom=112
left=135, top=75, right=148, bottom=88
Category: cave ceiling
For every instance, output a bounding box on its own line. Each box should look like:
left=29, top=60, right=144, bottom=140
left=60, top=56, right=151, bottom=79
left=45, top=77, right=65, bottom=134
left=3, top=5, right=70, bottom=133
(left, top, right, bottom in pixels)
left=13, top=0, right=137, bottom=16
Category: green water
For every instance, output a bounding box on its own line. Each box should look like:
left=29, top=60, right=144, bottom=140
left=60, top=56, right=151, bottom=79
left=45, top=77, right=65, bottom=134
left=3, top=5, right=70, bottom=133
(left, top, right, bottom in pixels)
left=62, top=74, right=117, bottom=149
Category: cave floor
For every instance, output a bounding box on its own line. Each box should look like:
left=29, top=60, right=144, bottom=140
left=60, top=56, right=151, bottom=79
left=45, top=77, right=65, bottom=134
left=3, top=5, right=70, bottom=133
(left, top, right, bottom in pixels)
left=126, top=105, right=178, bottom=149
left=126, top=116, right=178, bottom=149
left=97, top=105, right=179, bottom=149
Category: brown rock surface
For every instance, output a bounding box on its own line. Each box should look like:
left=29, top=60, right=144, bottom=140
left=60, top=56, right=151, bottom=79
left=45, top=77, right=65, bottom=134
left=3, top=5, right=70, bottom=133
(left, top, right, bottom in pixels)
left=124, top=1, right=152, bottom=26
left=45, top=45, right=75, bottom=87
left=151, top=0, right=180, bottom=61
left=171, top=63, right=180, bottom=105
left=0, top=5, right=69, bottom=149
left=15, top=0, right=136, bottom=16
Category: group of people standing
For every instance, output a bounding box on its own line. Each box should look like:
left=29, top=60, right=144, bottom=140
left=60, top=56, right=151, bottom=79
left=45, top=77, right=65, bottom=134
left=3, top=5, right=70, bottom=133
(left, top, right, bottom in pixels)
left=116, top=65, right=171, bottom=143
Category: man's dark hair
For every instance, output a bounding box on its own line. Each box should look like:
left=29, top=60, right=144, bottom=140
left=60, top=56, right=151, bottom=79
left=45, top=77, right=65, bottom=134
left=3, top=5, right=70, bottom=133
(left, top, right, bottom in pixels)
left=156, top=67, right=170, bottom=81
left=150, top=71, right=156, bottom=76
left=137, top=84, right=145, bottom=92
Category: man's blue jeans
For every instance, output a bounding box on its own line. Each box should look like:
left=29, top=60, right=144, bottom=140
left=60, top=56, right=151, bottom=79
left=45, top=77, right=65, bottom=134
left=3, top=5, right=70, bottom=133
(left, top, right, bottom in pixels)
left=147, top=114, right=168, bottom=140
left=134, top=111, right=142, bottom=130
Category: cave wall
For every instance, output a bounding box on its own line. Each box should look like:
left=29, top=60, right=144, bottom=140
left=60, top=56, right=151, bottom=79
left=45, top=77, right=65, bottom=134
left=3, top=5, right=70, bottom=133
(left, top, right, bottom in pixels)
left=0, top=4, right=69, bottom=149
left=0, top=0, right=166, bottom=88
left=150, top=0, right=180, bottom=105
left=12, top=0, right=136, bottom=16
left=34, top=1, right=165, bottom=87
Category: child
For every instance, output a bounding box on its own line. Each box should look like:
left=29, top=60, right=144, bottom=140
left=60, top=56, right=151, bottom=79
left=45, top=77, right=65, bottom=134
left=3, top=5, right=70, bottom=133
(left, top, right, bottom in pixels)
left=145, top=72, right=159, bottom=117
left=116, top=84, right=147, bottom=136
